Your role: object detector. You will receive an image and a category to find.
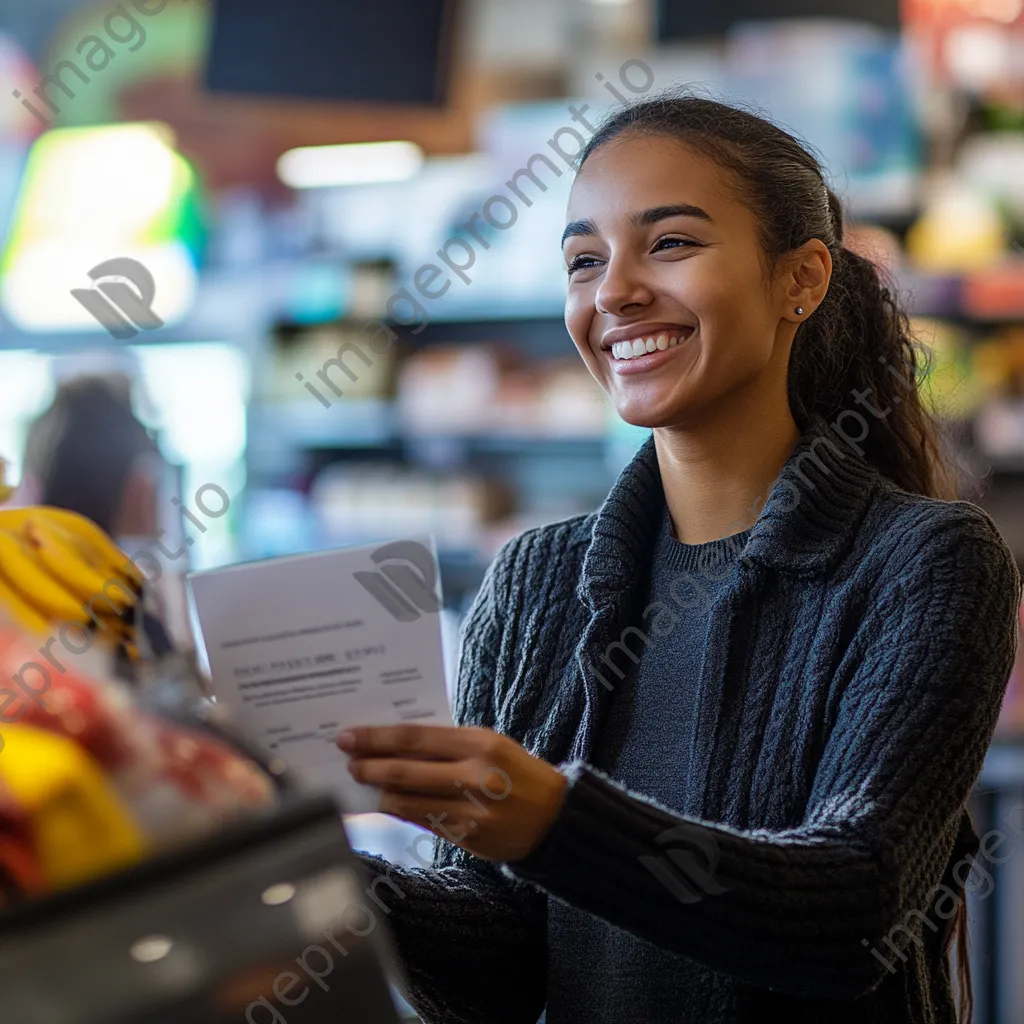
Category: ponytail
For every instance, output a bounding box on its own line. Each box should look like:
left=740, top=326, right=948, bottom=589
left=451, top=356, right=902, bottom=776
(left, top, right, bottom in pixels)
left=789, top=237, right=959, bottom=500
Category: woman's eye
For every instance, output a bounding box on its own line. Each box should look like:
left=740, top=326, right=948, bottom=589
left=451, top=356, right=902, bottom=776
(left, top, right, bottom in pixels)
left=653, top=237, right=700, bottom=253
left=566, top=254, right=603, bottom=275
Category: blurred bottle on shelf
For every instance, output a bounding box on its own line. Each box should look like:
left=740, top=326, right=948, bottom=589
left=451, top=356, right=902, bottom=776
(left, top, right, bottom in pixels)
left=309, top=462, right=512, bottom=555
left=905, top=180, right=1009, bottom=272
left=396, top=343, right=606, bottom=438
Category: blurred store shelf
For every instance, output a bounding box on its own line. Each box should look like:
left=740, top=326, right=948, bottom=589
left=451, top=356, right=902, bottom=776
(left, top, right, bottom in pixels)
left=250, top=399, right=397, bottom=449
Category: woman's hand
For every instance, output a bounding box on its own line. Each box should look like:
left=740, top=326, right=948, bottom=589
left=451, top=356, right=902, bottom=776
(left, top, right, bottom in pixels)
left=337, top=724, right=568, bottom=862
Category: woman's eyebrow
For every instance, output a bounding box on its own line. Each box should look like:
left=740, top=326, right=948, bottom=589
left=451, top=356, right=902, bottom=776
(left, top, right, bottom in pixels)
left=561, top=205, right=714, bottom=246
left=632, top=204, right=714, bottom=226
left=561, top=218, right=599, bottom=246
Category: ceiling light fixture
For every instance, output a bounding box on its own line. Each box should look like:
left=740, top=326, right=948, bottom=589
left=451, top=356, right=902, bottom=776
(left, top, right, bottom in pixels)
left=277, top=141, right=424, bottom=189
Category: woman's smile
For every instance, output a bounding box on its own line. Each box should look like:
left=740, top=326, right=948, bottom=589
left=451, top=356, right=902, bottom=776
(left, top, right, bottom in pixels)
left=601, top=322, right=697, bottom=375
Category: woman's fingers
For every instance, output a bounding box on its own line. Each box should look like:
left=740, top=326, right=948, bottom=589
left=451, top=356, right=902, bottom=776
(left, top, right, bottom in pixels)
left=348, top=755, right=474, bottom=796
left=376, top=792, right=481, bottom=839
left=337, top=723, right=502, bottom=761
left=341, top=724, right=567, bottom=861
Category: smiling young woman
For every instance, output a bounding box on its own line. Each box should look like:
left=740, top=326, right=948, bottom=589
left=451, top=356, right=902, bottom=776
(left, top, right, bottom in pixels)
left=342, top=94, right=1021, bottom=1024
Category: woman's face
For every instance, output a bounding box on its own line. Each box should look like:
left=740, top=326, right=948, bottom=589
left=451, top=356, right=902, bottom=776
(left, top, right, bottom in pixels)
left=563, top=132, right=798, bottom=429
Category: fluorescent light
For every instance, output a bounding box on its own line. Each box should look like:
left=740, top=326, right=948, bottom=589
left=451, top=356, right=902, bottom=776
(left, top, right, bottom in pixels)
left=1, top=240, right=197, bottom=332
left=277, top=141, right=424, bottom=189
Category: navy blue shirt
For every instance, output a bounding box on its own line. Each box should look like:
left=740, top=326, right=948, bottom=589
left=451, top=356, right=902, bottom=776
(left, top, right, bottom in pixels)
left=546, top=508, right=751, bottom=1023
left=591, top=507, right=751, bottom=806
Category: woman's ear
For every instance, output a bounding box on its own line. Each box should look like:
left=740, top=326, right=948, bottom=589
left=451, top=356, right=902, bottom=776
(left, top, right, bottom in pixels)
left=782, top=239, right=832, bottom=322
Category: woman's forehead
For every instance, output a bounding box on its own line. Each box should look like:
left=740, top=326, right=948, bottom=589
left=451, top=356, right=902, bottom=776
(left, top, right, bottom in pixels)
left=566, top=137, right=734, bottom=228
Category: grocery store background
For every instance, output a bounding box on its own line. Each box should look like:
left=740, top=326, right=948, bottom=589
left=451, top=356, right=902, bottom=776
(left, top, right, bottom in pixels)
left=0, top=0, right=1022, bottom=1020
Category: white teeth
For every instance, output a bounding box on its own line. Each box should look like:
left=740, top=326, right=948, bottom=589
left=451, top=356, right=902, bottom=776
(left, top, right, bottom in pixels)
left=609, top=329, right=692, bottom=360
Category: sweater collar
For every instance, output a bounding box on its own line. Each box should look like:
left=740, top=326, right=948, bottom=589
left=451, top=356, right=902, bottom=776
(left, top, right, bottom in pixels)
left=577, top=416, right=882, bottom=610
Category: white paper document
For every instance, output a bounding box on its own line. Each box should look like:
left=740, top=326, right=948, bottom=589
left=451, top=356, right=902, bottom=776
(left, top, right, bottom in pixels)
left=187, top=536, right=452, bottom=813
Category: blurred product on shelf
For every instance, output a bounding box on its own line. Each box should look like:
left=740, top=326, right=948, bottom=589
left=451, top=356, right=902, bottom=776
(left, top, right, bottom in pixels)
left=905, top=182, right=1014, bottom=272
left=396, top=344, right=509, bottom=435
left=958, top=132, right=1024, bottom=223
left=268, top=318, right=400, bottom=404
left=310, top=462, right=512, bottom=552
left=973, top=327, right=1024, bottom=398
left=494, top=361, right=609, bottom=436
left=972, top=327, right=1024, bottom=457
left=396, top=344, right=607, bottom=437
left=723, top=21, right=919, bottom=217
left=963, top=258, right=1024, bottom=320
left=975, top=398, right=1024, bottom=459
left=0, top=623, right=275, bottom=904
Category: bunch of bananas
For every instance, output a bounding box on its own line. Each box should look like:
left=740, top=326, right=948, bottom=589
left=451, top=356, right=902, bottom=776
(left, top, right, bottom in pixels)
left=0, top=506, right=142, bottom=641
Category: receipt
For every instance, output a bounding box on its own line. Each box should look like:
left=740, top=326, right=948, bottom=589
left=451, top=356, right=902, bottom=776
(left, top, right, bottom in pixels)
left=187, top=536, right=452, bottom=813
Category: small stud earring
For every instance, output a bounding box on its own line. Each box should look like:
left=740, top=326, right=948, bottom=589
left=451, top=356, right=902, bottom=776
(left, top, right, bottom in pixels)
left=795, top=306, right=805, bottom=315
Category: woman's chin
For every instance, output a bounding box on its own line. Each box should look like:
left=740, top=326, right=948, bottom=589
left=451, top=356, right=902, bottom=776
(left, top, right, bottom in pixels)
left=611, top=396, right=694, bottom=431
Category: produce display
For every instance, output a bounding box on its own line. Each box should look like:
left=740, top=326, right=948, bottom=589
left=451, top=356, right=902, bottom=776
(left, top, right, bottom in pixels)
left=0, top=505, right=278, bottom=907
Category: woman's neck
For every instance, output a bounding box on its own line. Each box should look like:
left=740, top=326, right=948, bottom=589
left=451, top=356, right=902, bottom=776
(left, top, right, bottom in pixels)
left=653, top=397, right=800, bottom=545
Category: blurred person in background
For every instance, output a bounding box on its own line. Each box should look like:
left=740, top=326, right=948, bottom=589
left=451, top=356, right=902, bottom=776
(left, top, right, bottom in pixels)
left=9, top=375, right=177, bottom=662
left=14, top=374, right=162, bottom=543
left=338, top=93, right=1020, bottom=1024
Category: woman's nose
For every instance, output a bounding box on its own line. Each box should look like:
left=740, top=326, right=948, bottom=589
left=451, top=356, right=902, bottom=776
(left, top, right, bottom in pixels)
left=594, top=255, right=655, bottom=317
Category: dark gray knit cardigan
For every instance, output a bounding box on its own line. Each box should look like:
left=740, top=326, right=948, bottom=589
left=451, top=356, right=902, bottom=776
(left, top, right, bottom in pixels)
left=359, top=416, right=1021, bottom=1024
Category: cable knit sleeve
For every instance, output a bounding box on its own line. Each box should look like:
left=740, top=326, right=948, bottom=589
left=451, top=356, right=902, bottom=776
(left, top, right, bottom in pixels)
left=354, top=540, right=547, bottom=1024
left=504, top=506, right=1021, bottom=1000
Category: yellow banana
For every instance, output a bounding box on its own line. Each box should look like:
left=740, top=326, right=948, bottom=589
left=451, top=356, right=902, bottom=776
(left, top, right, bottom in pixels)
left=0, top=507, right=142, bottom=589
left=0, top=507, right=140, bottom=646
left=44, top=508, right=143, bottom=588
left=0, top=531, right=91, bottom=624
left=0, top=570, right=52, bottom=636
left=27, top=520, right=137, bottom=634
left=23, top=519, right=114, bottom=599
